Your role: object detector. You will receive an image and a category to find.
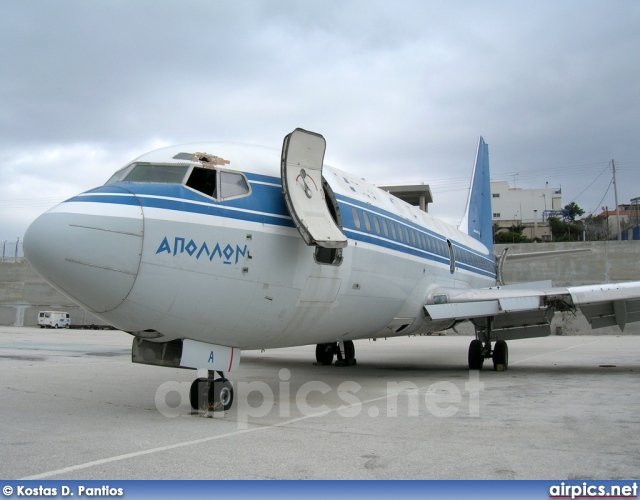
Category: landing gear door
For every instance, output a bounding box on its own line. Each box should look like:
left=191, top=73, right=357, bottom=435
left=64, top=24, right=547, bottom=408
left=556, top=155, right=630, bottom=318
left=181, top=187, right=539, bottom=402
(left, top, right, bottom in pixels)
left=281, top=128, right=347, bottom=249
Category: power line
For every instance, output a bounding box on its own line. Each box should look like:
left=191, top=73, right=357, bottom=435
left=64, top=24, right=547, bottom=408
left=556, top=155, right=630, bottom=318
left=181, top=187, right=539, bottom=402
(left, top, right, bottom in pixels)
left=589, top=177, right=613, bottom=216
left=569, top=164, right=611, bottom=204
left=0, top=197, right=66, bottom=211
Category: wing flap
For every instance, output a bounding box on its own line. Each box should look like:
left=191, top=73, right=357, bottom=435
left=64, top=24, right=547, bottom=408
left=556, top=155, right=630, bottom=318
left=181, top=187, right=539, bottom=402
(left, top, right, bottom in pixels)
left=568, top=283, right=640, bottom=331
left=424, top=280, right=640, bottom=339
left=425, top=301, right=500, bottom=320
left=498, top=296, right=541, bottom=312
left=578, top=298, right=640, bottom=331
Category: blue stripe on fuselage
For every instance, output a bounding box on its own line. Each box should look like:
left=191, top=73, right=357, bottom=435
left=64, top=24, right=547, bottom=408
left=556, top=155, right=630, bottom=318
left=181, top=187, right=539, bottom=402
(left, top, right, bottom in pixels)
left=66, top=178, right=496, bottom=279
left=71, top=182, right=293, bottom=227
left=335, top=193, right=496, bottom=278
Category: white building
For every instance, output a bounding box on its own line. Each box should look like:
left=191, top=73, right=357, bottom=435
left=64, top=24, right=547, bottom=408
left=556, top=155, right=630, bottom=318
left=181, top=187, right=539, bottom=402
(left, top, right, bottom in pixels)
left=491, top=181, right=562, bottom=241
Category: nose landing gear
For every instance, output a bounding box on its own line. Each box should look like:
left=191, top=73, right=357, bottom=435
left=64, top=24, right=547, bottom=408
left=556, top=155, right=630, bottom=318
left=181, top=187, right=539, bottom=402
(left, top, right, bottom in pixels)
left=189, top=371, right=234, bottom=412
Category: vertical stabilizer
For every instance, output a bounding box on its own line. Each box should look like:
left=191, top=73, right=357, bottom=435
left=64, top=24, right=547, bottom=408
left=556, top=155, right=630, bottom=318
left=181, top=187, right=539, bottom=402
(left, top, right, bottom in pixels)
left=459, top=136, right=493, bottom=252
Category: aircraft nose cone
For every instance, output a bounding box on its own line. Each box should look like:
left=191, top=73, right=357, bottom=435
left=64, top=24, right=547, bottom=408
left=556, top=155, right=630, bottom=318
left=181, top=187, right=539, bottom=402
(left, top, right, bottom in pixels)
left=24, top=187, right=143, bottom=313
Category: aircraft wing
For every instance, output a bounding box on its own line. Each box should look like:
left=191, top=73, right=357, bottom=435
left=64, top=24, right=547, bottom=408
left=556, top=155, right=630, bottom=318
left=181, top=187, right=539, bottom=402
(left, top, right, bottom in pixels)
left=424, top=281, right=640, bottom=340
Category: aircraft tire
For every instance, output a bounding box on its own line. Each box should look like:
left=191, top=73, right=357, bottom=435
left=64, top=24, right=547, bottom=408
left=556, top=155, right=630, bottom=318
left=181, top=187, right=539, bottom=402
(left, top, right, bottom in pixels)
left=315, top=343, right=335, bottom=365
left=343, top=340, right=356, bottom=366
left=189, top=377, right=209, bottom=410
left=493, top=340, right=508, bottom=371
left=210, top=379, right=234, bottom=411
left=468, top=340, right=484, bottom=370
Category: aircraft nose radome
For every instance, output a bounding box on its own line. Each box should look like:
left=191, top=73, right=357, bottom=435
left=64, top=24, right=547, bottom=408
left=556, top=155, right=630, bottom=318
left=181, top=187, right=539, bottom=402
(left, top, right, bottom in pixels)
left=23, top=188, right=144, bottom=313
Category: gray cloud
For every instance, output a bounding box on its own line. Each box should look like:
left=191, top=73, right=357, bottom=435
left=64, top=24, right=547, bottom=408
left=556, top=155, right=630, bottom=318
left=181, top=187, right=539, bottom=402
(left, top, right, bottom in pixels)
left=1, top=0, right=639, bottom=241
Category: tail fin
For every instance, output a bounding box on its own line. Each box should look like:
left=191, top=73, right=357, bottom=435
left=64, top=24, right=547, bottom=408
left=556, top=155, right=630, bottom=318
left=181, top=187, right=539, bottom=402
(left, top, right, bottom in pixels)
left=459, top=136, right=493, bottom=252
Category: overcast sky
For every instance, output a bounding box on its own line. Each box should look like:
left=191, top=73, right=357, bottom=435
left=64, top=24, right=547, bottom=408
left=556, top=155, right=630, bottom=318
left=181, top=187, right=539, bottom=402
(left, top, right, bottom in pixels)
left=2, top=0, right=639, bottom=247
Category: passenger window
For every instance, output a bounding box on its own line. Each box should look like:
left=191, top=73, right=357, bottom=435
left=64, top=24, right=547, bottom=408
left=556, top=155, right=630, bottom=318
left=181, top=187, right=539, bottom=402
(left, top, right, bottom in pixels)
left=220, top=171, right=250, bottom=199
left=381, top=219, right=389, bottom=237
left=373, top=216, right=381, bottom=235
left=403, top=227, right=410, bottom=243
left=397, top=225, right=404, bottom=242
left=352, top=208, right=361, bottom=229
left=390, top=222, right=397, bottom=240
left=363, top=212, right=372, bottom=232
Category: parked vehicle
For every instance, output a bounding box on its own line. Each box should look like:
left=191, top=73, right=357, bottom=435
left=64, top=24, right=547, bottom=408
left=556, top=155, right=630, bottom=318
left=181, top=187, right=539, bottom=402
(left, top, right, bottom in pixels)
left=37, top=311, right=70, bottom=329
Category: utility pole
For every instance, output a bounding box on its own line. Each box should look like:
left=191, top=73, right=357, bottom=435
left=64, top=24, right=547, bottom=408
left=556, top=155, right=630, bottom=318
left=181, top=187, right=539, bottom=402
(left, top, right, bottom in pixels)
left=612, top=159, right=621, bottom=241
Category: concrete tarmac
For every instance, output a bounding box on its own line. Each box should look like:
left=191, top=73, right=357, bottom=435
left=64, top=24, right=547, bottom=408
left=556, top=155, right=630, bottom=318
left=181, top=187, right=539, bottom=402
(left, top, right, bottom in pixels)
left=1, top=327, right=639, bottom=480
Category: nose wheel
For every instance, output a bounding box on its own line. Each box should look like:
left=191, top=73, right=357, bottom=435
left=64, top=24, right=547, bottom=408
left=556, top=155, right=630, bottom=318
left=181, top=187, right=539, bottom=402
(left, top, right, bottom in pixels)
left=189, top=371, right=234, bottom=412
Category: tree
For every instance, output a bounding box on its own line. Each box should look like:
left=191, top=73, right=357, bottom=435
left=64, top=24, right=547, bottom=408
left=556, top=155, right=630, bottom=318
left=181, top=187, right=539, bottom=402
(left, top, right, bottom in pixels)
left=564, top=202, right=585, bottom=222
left=494, top=223, right=532, bottom=243
left=583, top=214, right=608, bottom=241
left=494, top=231, right=531, bottom=243
left=548, top=216, right=583, bottom=241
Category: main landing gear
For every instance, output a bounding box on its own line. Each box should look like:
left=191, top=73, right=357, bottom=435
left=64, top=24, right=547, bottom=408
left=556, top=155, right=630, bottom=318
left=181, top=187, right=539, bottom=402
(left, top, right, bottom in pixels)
left=315, top=340, right=357, bottom=366
left=189, top=370, right=234, bottom=412
left=468, top=318, right=509, bottom=371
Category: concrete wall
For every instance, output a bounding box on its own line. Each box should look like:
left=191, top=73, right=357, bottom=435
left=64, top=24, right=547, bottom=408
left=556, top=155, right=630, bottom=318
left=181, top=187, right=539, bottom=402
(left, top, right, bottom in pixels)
left=496, top=240, right=640, bottom=286
left=494, top=240, right=640, bottom=335
left=0, top=259, right=107, bottom=327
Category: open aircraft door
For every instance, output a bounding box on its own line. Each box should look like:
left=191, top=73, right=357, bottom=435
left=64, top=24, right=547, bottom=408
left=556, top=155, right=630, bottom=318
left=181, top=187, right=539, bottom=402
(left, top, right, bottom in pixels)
left=281, top=128, right=347, bottom=249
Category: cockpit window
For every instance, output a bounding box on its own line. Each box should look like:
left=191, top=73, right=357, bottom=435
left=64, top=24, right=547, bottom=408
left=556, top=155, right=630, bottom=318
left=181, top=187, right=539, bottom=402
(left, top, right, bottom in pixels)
left=186, top=167, right=217, bottom=198
left=185, top=167, right=251, bottom=201
left=220, top=171, right=250, bottom=199
left=106, top=161, right=251, bottom=201
left=123, top=164, right=189, bottom=184
left=105, top=165, right=134, bottom=184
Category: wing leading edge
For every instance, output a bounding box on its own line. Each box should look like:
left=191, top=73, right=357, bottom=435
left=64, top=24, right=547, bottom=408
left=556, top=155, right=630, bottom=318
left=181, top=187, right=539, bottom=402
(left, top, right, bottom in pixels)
left=425, top=281, right=640, bottom=341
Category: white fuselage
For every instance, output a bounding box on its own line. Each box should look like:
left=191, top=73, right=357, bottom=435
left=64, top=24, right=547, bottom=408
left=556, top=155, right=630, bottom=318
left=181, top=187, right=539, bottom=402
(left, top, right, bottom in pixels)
left=24, top=143, right=496, bottom=350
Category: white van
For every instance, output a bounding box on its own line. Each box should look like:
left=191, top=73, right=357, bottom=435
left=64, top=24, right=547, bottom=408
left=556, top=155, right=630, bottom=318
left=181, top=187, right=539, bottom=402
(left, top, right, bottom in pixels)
left=38, top=311, right=71, bottom=329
